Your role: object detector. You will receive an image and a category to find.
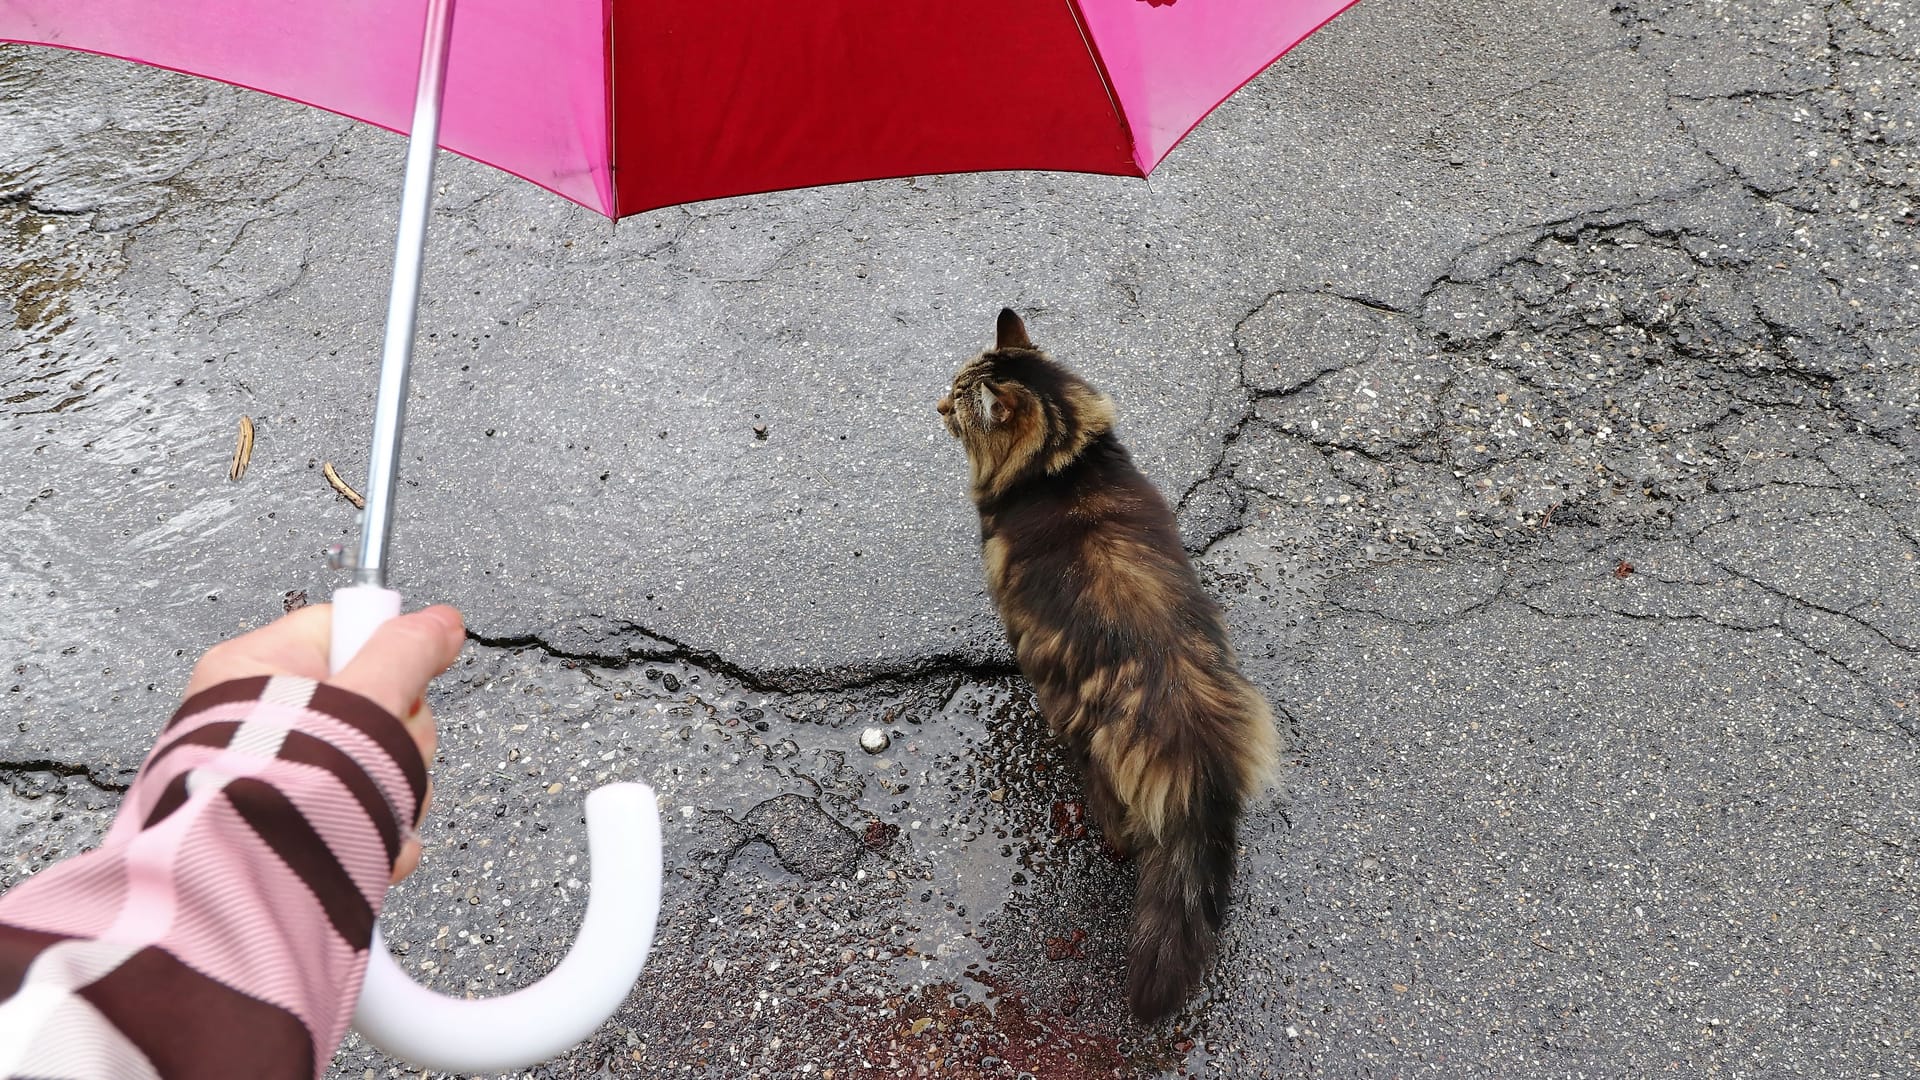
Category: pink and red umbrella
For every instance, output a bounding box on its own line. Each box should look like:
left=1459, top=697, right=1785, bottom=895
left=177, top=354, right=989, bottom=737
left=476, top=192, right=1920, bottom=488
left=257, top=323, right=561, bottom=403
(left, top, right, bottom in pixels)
left=1, top=0, right=1358, bottom=217
left=0, top=0, right=1361, bottom=1071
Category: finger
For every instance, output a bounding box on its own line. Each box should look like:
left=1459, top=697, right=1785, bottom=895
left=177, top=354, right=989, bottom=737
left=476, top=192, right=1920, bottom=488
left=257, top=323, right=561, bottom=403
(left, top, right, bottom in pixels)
left=404, top=700, right=438, bottom=776
left=390, top=837, right=422, bottom=883
left=329, top=606, right=465, bottom=718
left=390, top=780, right=434, bottom=884
left=184, top=605, right=335, bottom=698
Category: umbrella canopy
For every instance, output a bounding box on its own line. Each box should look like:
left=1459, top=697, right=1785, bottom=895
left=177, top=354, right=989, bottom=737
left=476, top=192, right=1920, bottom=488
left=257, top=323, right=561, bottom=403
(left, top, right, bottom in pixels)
left=0, top=0, right=1358, bottom=217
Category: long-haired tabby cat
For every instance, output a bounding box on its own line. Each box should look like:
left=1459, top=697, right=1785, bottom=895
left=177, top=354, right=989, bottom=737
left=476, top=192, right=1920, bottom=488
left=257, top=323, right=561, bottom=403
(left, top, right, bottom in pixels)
left=938, top=308, right=1278, bottom=1022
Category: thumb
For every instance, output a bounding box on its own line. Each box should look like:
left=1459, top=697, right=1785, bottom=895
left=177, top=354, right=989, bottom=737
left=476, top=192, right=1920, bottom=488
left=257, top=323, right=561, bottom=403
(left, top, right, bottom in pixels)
left=329, top=605, right=465, bottom=718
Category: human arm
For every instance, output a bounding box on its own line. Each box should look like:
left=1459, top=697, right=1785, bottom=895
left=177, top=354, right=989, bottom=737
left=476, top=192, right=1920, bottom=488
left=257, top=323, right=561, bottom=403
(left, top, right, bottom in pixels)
left=0, top=605, right=461, bottom=1079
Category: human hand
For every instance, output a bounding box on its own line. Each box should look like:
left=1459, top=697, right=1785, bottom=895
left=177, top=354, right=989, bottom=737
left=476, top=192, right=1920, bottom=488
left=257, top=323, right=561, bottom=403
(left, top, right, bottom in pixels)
left=184, top=603, right=465, bottom=882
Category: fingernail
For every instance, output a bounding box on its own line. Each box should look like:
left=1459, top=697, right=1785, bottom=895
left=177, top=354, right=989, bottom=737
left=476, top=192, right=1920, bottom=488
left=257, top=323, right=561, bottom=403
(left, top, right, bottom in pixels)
left=407, top=696, right=425, bottom=719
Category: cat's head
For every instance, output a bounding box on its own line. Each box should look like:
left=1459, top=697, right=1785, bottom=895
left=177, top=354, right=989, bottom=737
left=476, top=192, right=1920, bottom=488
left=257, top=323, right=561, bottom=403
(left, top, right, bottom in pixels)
left=938, top=309, right=1117, bottom=501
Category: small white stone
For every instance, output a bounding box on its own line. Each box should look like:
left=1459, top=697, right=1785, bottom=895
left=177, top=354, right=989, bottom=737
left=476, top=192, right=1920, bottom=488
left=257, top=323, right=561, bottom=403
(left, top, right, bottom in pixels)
left=859, top=727, right=890, bottom=754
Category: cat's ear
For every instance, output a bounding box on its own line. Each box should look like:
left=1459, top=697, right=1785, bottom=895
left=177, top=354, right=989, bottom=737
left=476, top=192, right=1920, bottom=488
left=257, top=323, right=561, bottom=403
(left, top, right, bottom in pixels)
left=995, top=308, right=1033, bottom=351
left=977, top=382, right=1019, bottom=427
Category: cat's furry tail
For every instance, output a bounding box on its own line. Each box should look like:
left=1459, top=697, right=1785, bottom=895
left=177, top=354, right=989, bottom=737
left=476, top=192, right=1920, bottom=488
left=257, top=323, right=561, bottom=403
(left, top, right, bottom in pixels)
left=1126, top=760, right=1245, bottom=1022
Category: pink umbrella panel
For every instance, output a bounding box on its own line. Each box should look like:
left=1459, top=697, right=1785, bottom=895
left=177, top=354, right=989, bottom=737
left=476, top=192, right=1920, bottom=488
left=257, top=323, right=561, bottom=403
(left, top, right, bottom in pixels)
left=0, top=0, right=1363, bottom=218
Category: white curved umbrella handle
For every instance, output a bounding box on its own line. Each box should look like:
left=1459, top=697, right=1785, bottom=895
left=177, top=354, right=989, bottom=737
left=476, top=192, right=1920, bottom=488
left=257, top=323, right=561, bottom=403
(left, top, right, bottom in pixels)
left=353, top=784, right=661, bottom=1072
left=330, top=586, right=664, bottom=1073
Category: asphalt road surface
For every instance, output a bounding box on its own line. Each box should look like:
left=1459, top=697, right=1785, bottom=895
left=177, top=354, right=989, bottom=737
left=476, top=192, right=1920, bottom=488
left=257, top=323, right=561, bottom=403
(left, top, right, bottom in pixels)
left=3, top=1, right=1917, bottom=1076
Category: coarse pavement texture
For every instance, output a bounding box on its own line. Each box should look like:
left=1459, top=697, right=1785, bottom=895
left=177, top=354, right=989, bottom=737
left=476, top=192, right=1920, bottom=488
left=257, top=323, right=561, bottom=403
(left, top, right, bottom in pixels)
left=3, top=0, right=1917, bottom=1076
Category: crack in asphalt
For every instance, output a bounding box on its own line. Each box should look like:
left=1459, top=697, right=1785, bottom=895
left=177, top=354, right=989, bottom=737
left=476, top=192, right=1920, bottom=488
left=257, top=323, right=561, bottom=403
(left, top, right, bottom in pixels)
left=464, top=625, right=1016, bottom=697
left=0, top=759, right=131, bottom=793
left=1313, top=489, right=1916, bottom=736
left=1184, top=118, right=1918, bottom=568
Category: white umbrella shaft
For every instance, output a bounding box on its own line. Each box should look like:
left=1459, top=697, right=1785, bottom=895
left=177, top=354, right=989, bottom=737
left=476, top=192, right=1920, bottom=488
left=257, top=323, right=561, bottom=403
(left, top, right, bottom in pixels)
left=356, top=0, right=457, bottom=588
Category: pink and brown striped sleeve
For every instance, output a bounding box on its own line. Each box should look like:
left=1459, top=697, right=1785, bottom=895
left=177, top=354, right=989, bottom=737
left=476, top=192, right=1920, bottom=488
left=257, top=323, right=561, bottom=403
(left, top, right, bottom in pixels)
left=0, top=676, right=426, bottom=1079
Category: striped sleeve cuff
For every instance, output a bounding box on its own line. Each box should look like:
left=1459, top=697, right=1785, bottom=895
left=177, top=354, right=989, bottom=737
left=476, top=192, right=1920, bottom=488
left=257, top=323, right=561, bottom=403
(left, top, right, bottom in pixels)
left=142, top=675, right=428, bottom=861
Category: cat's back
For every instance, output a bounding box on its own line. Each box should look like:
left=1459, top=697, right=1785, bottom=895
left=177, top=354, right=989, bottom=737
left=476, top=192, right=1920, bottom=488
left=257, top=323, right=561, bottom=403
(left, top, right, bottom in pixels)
left=984, top=435, right=1224, bottom=660
left=987, top=428, right=1273, bottom=805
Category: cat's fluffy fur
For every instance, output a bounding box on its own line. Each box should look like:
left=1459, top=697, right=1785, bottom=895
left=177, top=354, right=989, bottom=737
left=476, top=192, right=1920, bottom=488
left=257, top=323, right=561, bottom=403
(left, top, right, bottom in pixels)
left=939, top=309, right=1278, bottom=1022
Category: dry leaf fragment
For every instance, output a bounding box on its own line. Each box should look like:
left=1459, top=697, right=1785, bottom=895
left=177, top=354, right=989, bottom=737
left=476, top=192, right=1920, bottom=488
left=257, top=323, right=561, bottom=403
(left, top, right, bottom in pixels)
left=322, top=461, right=365, bottom=508
left=228, top=416, right=255, bottom=481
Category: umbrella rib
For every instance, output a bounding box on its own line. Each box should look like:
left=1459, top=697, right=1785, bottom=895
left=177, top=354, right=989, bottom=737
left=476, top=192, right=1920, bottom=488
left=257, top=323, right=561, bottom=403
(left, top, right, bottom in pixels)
left=1061, top=0, right=1139, bottom=175
left=601, top=0, right=619, bottom=216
